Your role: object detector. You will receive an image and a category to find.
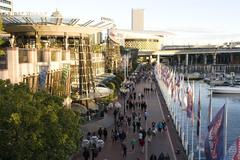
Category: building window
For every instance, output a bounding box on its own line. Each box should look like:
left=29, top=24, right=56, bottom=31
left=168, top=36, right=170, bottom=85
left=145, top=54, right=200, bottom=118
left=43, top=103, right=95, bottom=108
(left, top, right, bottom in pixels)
left=37, top=50, right=44, bottom=62
left=0, top=6, right=11, bottom=11
left=0, top=0, right=11, bottom=5
left=19, top=50, right=29, bottom=63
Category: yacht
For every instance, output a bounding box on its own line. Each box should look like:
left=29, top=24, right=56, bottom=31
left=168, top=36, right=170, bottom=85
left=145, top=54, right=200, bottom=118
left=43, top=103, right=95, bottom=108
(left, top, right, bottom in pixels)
left=209, top=86, right=240, bottom=94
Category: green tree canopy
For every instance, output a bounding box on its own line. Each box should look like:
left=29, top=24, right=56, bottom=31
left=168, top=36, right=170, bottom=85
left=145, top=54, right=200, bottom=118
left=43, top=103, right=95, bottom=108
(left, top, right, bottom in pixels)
left=0, top=80, right=82, bottom=160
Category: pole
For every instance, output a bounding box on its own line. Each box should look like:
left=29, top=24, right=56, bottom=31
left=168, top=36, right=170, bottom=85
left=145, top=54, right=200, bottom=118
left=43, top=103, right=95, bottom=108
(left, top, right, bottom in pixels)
left=191, top=81, right=195, bottom=160
left=224, top=99, right=228, bottom=158
left=198, top=84, right=201, bottom=160
left=124, top=54, right=126, bottom=82
left=186, top=113, right=189, bottom=155
left=123, top=93, right=126, bottom=115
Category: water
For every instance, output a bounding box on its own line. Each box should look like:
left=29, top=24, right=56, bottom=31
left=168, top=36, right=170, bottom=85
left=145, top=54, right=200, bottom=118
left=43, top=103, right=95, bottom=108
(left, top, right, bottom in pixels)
left=157, top=78, right=240, bottom=159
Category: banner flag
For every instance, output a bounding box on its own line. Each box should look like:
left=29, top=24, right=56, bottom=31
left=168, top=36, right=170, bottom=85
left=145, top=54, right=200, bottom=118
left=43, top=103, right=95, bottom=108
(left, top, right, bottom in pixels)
left=197, top=87, right=201, bottom=136
left=225, top=136, right=240, bottom=160
left=39, top=65, right=49, bottom=89
left=205, top=104, right=225, bottom=160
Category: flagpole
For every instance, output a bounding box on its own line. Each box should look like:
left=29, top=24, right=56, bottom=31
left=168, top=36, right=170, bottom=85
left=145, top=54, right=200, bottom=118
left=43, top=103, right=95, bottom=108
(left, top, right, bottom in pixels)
left=191, top=81, right=195, bottom=160
left=208, top=89, right=213, bottom=124
left=224, top=99, right=228, bottom=158
left=198, top=84, right=201, bottom=160
left=186, top=112, right=189, bottom=155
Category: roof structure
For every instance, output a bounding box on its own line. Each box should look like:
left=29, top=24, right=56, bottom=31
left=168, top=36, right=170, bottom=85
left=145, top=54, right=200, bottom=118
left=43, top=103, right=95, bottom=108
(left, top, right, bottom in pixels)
left=2, top=14, right=116, bottom=35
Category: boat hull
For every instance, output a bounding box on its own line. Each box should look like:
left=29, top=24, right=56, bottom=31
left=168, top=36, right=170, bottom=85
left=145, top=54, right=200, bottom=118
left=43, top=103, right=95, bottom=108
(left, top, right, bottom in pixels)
left=209, top=86, right=240, bottom=94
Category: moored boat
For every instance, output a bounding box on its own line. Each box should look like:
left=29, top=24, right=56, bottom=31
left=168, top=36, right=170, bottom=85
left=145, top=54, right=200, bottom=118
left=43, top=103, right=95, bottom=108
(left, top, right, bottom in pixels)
left=209, top=86, right=240, bottom=94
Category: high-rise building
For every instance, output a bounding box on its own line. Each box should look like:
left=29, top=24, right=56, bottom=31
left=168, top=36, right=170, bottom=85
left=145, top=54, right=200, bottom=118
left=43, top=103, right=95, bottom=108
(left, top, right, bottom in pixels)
left=131, top=9, right=144, bottom=31
left=0, top=0, right=13, bottom=15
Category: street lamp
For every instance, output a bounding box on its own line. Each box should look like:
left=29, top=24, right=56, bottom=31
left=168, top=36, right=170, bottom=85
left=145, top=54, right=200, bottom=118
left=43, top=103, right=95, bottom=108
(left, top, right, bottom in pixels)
left=120, top=87, right=129, bottom=115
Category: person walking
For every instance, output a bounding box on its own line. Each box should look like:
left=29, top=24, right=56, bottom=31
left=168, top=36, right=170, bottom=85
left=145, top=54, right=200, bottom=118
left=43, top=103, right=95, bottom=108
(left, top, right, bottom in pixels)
left=82, top=147, right=90, bottom=160
left=165, top=153, right=170, bottom=160
left=158, top=152, right=165, bottom=160
left=130, top=137, right=137, bottom=151
left=103, top=128, right=108, bottom=141
left=144, top=110, right=148, bottom=121
left=147, top=128, right=152, bottom=143
left=150, top=154, right=157, bottom=160
left=121, top=143, right=127, bottom=159
left=98, top=127, right=103, bottom=139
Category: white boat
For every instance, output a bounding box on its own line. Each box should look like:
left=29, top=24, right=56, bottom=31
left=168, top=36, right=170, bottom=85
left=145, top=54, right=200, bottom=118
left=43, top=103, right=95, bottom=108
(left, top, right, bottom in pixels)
left=209, top=86, right=240, bottom=94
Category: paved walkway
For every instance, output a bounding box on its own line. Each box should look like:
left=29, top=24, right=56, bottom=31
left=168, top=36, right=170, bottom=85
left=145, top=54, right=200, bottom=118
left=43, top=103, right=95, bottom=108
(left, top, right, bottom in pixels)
left=74, top=69, right=187, bottom=160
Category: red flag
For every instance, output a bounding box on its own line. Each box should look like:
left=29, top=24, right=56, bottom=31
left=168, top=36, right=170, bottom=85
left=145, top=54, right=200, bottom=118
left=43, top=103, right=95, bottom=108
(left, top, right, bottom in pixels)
left=197, top=87, right=201, bottom=136
left=225, top=136, right=240, bottom=160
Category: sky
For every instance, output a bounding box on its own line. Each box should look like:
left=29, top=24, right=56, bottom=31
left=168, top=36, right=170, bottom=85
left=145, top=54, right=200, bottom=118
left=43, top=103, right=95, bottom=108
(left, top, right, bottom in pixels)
left=13, top=0, right=240, bottom=45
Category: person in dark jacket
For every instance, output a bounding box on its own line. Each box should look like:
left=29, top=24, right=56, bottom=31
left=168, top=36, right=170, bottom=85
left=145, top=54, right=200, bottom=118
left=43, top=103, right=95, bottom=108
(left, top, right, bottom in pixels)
left=150, top=153, right=157, bottom=160
left=158, top=152, right=165, bottom=160
left=98, top=127, right=102, bottom=139
left=82, top=147, right=90, bottom=160
left=103, top=128, right=108, bottom=141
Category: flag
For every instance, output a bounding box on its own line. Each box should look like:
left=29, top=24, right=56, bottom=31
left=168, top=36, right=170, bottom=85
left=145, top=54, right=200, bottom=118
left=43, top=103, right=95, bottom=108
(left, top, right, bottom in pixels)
left=39, top=65, right=49, bottom=89
left=225, top=136, right=240, bottom=160
left=187, top=81, right=194, bottom=119
left=208, top=90, right=213, bottom=124
left=197, top=87, right=201, bottom=136
left=205, top=104, right=225, bottom=160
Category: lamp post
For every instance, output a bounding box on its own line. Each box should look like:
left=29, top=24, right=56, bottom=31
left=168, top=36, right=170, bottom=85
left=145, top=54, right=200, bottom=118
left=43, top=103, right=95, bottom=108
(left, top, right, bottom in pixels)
left=120, top=87, right=128, bottom=115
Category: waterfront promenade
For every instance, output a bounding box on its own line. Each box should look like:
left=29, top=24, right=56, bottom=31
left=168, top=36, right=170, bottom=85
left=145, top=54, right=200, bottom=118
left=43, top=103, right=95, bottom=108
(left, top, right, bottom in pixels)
left=75, top=68, right=187, bottom=160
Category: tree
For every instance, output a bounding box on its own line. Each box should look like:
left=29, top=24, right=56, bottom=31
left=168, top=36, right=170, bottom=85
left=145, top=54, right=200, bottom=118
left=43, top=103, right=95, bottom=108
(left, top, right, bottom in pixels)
left=0, top=80, right=82, bottom=160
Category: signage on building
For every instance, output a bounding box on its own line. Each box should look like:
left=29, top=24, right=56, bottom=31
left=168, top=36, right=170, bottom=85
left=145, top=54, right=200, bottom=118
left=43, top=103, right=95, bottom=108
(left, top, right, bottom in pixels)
left=14, top=12, right=48, bottom=16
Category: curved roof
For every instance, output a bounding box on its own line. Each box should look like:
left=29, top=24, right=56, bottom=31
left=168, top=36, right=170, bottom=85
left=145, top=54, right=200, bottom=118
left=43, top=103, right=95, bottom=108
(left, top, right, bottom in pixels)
left=2, top=14, right=116, bottom=35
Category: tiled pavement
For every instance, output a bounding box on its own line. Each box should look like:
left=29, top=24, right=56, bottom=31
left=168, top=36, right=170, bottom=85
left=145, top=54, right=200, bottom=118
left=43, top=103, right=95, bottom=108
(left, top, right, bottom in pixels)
left=74, top=75, right=187, bottom=160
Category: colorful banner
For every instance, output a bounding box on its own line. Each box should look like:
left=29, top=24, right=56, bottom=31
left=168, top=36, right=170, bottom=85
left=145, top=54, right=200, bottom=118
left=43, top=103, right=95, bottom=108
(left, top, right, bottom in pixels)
left=225, top=137, right=240, bottom=160
left=197, top=87, right=201, bottom=136
left=39, top=66, right=49, bottom=89
left=61, top=64, right=70, bottom=85
left=187, top=81, right=194, bottom=119
left=205, top=105, right=225, bottom=160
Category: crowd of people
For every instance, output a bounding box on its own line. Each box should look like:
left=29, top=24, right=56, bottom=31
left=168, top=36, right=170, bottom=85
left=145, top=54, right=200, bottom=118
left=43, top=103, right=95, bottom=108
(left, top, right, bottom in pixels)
left=81, top=64, right=174, bottom=160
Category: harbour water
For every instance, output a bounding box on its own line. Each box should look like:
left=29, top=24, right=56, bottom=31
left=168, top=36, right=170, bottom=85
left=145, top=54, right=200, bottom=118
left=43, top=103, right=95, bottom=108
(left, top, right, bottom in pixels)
left=156, top=74, right=240, bottom=159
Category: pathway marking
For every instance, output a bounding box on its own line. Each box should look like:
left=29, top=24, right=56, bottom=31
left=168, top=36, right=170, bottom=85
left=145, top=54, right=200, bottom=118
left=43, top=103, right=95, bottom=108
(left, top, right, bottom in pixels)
left=156, top=90, right=177, bottom=160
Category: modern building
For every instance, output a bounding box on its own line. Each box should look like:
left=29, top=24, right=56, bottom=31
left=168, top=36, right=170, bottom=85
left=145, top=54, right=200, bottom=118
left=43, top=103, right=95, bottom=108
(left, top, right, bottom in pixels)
left=153, top=44, right=240, bottom=73
left=0, top=11, right=119, bottom=101
left=131, top=9, right=144, bottom=32
left=0, top=0, right=13, bottom=15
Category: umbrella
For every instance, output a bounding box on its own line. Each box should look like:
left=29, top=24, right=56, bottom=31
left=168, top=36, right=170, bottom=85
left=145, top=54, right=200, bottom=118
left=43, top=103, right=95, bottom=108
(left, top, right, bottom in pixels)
left=115, top=102, right=122, bottom=108
left=71, top=103, right=88, bottom=114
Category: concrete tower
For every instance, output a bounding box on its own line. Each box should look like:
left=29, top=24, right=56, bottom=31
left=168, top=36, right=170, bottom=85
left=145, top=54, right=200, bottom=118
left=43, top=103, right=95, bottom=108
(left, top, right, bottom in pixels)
left=131, top=9, right=144, bottom=32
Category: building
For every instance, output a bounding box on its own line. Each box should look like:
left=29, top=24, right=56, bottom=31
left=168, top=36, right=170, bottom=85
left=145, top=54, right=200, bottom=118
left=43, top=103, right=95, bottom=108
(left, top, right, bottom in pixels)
left=0, top=11, right=117, bottom=101
left=0, top=0, right=13, bottom=15
left=131, top=9, right=144, bottom=32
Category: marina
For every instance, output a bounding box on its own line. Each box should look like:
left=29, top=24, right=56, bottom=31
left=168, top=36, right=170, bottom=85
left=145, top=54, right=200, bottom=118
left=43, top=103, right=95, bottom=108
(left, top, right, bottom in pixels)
left=155, top=64, right=240, bottom=159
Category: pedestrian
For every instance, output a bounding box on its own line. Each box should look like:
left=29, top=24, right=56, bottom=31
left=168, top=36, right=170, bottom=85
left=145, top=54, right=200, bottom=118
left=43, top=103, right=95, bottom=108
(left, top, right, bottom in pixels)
left=121, top=143, right=127, bottom=159
left=111, top=129, right=115, bottom=143
left=133, top=121, right=136, bottom=133
left=130, top=137, right=137, bottom=151
left=144, top=110, right=148, bottom=121
left=157, top=121, right=163, bottom=133
left=98, top=127, right=103, bottom=139
left=103, top=128, right=108, bottom=141
left=147, top=128, right=152, bottom=143
left=165, top=153, right=170, bottom=160
left=140, top=138, right=145, bottom=153
left=82, top=147, right=90, bottom=160
left=158, top=152, right=165, bottom=160
left=150, top=153, right=157, bottom=160
left=162, top=120, right=167, bottom=131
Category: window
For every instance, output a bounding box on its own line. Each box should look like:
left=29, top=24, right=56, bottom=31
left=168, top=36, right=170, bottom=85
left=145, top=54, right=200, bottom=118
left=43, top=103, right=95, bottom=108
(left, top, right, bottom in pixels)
left=0, top=6, right=11, bottom=11
left=0, top=0, right=11, bottom=5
